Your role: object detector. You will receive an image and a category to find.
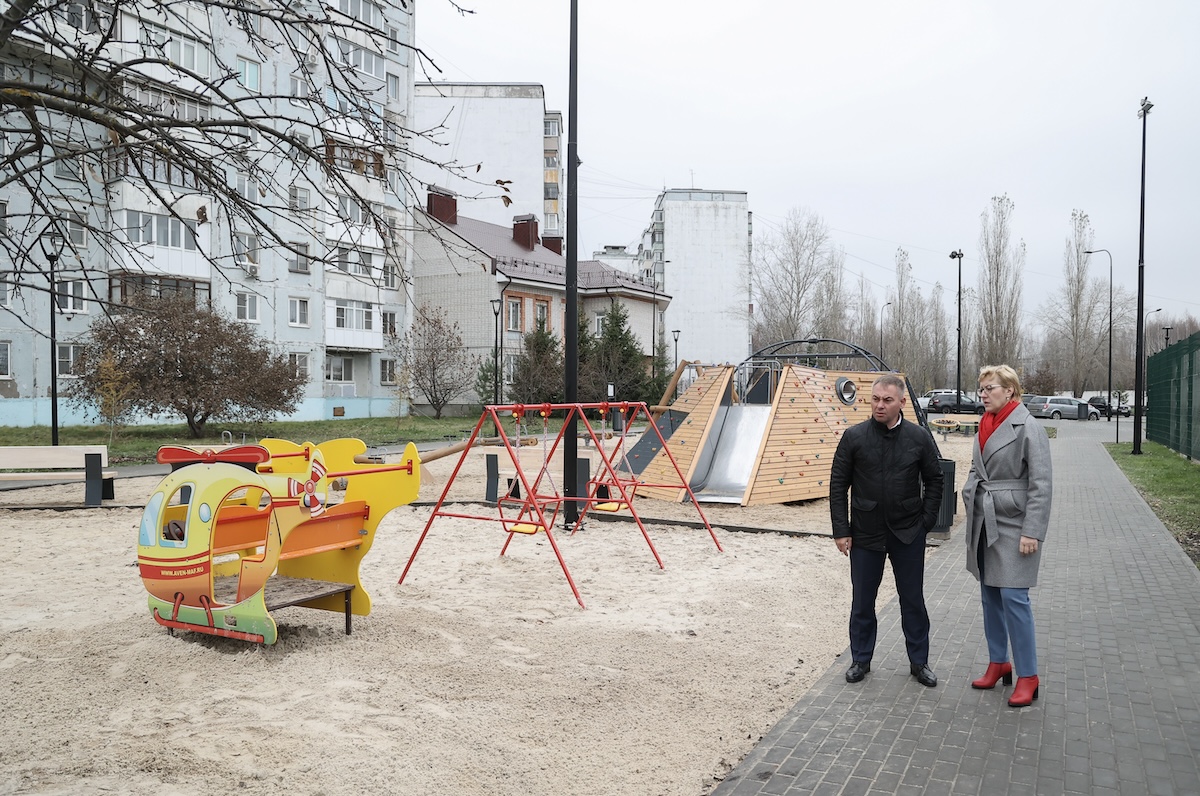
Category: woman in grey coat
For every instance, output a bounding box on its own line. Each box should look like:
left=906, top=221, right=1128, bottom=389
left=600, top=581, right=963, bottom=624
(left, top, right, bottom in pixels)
left=962, top=364, right=1053, bottom=707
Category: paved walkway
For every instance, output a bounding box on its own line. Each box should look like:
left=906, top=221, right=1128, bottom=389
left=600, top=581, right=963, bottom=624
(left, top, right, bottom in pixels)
left=712, top=418, right=1200, bottom=796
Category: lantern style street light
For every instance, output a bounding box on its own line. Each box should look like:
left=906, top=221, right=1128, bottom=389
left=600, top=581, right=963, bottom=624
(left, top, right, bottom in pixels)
left=671, top=329, right=681, bottom=371
left=490, top=298, right=502, bottom=406
left=40, top=230, right=65, bottom=446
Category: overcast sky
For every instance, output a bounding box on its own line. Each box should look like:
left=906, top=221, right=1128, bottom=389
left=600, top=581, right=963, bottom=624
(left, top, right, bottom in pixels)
left=414, top=1, right=1200, bottom=334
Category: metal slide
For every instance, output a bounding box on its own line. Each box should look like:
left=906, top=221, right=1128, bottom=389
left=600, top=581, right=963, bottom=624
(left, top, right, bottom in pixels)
left=688, top=404, right=773, bottom=503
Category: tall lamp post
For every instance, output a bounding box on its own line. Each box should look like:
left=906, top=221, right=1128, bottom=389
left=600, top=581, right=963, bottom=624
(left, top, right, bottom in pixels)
left=671, top=329, right=681, bottom=371
left=1133, top=97, right=1153, bottom=454
left=1084, top=248, right=1114, bottom=431
left=1163, top=327, right=1172, bottom=348
left=949, top=249, right=964, bottom=414
left=489, top=298, right=502, bottom=405
left=40, top=231, right=65, bottom=446
left=879, top=301, right=891, bottom=364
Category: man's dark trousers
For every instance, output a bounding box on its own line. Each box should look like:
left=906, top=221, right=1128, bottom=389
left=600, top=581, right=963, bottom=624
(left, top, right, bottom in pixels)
left=848, top=530, right=929, bottom=665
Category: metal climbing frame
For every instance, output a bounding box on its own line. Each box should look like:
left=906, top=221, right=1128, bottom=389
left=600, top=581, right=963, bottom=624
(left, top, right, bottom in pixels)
left=397, top=401, right=722, bottom=608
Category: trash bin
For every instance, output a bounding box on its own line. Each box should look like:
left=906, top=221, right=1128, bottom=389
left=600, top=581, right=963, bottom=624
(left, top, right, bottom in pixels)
left=1077, top=402, right=1089, bottom=420
left=932, top=458, right=957, bottom=533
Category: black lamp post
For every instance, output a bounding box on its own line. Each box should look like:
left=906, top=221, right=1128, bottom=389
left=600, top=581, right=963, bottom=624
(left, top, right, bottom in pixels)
left=490, top=298, right=501, bottom=405
left=40, top=230, right=65, bottom=446
left=1163, top=326, right=1172, bottom=348
left=1133, top=97, right=1153, bottom=454
left=1084, top=248, right=1114, bottom=431
left=879, top=301, right=891, bottom=364
left=671, top=328, right=681, bottom=370
left=950, top=249, right=964, bottom=413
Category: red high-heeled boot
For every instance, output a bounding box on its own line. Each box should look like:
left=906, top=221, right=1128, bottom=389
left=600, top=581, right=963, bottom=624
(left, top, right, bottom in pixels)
left=971, top=662, right=1013, bottom=690
left=1008, top=675, right=1040, bottom=707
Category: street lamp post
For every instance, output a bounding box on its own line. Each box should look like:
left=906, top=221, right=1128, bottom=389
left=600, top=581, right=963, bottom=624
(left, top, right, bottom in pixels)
left=1084, top=248, right=1114, bottom=431
left=879, top=301, right=892, bottom=364
left=40, top=231, right=65, bottom=446
left=1163, top=326, right=1172, bottom=348
left=1133, top=97, right=1153, bottom=454
left=950, top=249, right=964, bottom=414
left=490, top=298, right=502, bottom=405
left=671, top=329, right=681, bottom=371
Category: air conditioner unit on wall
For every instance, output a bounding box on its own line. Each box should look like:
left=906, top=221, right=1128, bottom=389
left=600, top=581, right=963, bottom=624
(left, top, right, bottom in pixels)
left=246, top=264, right=259, bottom=280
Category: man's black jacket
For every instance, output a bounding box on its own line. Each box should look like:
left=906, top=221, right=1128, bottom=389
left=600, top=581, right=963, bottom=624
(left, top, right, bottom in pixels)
left=829, top=415, right=944, bottom=549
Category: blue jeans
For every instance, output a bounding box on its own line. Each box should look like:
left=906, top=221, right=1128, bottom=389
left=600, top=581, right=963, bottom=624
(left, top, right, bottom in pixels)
left=977, top=533, right=1038, bottom=677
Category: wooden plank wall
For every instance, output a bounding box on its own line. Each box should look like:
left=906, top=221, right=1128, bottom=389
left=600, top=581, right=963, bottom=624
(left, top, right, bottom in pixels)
left=637, top=366, right=733, bottom=502
left=742, top=367, right=881, bottom=506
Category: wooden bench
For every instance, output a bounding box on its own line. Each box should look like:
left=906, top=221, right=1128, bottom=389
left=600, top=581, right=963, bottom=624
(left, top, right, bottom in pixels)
left=213, top=576, right=355, bottom=635
left=0, top=445, right=116, bottom=506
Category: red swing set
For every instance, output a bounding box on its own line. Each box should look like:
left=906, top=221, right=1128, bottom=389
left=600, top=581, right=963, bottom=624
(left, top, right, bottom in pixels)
left=397, top=401, right=722, bottom=608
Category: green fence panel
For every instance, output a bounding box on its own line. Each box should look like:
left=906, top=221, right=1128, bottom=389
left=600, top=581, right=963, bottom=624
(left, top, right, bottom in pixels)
left=1147, top=329, right=1200, bottom=460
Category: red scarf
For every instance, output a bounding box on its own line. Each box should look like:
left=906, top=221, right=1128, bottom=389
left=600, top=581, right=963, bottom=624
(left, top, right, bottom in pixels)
left=979, top=399, right=1020, bottom=451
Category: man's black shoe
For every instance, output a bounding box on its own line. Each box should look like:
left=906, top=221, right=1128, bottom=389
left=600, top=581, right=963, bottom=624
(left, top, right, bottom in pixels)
left=910, top=663, right=937, bottom=687
left=845, top=661, right=870, bottom=683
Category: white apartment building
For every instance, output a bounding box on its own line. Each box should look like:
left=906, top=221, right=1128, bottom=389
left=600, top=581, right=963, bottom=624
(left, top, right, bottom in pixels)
left=0, top=0, right=416, bottom=427
left=643, top=189, right=753, bottom=366
left=410, top=83, right=563, bottom=244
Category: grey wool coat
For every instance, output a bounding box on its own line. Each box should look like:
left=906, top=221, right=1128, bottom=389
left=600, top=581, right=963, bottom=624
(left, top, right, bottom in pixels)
left=962, top=401, right=1053, bottom=588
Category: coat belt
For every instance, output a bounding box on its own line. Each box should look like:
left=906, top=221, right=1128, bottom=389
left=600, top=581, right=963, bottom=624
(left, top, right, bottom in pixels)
left=979, top=479, right=1030, bottom=547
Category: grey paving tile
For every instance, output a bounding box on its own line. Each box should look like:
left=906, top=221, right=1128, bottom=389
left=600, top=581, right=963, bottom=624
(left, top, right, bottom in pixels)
left=709, top=422, right=1200, bottom=796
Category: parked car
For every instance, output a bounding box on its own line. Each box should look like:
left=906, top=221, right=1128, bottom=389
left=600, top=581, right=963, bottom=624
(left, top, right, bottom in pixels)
left=1028, top=396, right=1100, bottom=420
left=927, top=390, right=984, bottom=415
left=1087, top=396, right=1132, bottom=418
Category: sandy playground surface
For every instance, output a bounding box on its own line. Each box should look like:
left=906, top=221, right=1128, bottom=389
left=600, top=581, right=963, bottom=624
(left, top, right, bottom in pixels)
left=0, top=429, right=975, bottom=795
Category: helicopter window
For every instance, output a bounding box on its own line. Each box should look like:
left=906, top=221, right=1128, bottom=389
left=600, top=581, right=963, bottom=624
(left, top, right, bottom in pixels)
left=139, top=492, right=164, bottom=546
left=159, top=483, right=195, bottom=548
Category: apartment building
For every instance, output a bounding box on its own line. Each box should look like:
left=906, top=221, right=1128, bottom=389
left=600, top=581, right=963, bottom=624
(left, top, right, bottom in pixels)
left=410, top=83, right=563, bottom=242
left=642, top=189, right=753, bottom=366
left=0, top=0, right=416, bottom=426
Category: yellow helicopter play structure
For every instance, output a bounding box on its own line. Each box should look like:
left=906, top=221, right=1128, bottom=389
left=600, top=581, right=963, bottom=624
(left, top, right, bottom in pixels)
left=136, top=437, right=419, bottom=645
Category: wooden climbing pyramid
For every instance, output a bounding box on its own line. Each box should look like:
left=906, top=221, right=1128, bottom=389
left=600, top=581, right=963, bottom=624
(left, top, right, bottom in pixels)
left=636, top=366, right=734, bottom=501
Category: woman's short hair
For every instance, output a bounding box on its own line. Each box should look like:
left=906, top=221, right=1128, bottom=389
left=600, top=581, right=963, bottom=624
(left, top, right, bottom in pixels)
left=978, top=364, right=1022, bottom=398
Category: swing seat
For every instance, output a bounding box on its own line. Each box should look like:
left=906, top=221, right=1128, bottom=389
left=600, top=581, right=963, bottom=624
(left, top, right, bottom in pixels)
left=509, top=522, right=543, bottom=534
left=593, top=501, right=627, bottom=512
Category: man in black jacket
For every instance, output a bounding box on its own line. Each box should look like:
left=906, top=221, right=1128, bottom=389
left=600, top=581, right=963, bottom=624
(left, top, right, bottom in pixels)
left=830, top=374, right=944, bottom=687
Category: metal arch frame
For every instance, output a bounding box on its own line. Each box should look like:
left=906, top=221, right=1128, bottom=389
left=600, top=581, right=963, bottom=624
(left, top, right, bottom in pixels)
left=739, top=338, right=930, bottom=430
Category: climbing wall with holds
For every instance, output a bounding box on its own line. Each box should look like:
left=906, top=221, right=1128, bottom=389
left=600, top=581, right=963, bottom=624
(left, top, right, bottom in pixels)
left=743, top=366, right=877, bottom=505
left=636, top=366, right=734, bottom=501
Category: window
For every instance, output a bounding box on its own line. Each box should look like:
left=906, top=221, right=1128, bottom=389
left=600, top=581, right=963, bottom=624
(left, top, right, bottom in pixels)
left=288, top=243, right=310, bottom=273
left=288, top=297, right=309, bottom=326
left=506, top=297, right=522, bottom=332
left=339, top=0, right=384, bottom=28
left=332, top=247, right=373, bottom=275
left=142, top=21, right=210, bottom=75
left=386, top=26, right=402, bottom=53
left=331, top=37, right=384, bottom=78
left=107, top=146, right=199, bottom=188
left=235, top=171, right=258, bottom=201
left=109, top=273, right=210, bottom=305
left=382, top=259, right=397, bottom=289
left=289, top=185, right=310, bottom=213
left=544, top=118, right=560, bottom=136
left=56, top=280, right=87, bottom=313
left=289, top=352, right=309, bottom=380
left=545, top=213, right=559, bottom=231
left=544, top=155, right=559, bottom=168
left=0, top=341, right=9, bottom=377
left=124, top=211, right=197, bottom=250
left=289, top=75, right=312, bottom=105
left=355, top=250, right=374, bottom=277
left=236, top=292, right=259, bottom=322
left=326, top=354, right=354, bottom=381
left=326, top=142, right=385, bottom=178
left=56, top=343, right=82, bottom=377
left=55, top=152, right=84, bottom=181
left=544, top=182, right=559, bottom=200
left=125, top=83, right=210, bottom=122
left=380, top=358, right=395, bottom=385
left=382, top=311, right=397, bottom=336
left=594, top=311, right=606, bottom=335
left=234, top=233, right=259, bottom=265
left=535, top=301, right=549, bottom=330
left=0, top=272, right=8, bottom=307
left=337, top=195, right=364, bottom=223
left=503, top=353, right=517, bottom=385
left=236, top=57, right=260, bottom=90
left=334, top=299, right=372, bottom=330
left=387, top=73, right=401, bottom=100
left=59, top=1, right=113, bottom=33
left=0, top=201, right=7, bottom=233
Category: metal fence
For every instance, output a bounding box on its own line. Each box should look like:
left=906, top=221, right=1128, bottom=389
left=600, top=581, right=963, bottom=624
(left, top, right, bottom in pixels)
left=1146, top=329, right=1200, bottom=460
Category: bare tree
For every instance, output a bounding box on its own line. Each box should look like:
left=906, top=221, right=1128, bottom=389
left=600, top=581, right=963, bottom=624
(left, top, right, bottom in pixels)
left=392, top=304, right=477, bottom=418
left=1039, top=210, right=1107, bottom=395
left=975, top=194, right=1026, bottom=365
left=750, top=208, right=845, bottom=350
